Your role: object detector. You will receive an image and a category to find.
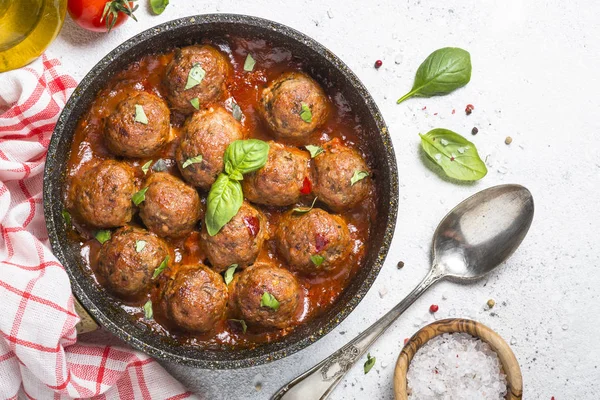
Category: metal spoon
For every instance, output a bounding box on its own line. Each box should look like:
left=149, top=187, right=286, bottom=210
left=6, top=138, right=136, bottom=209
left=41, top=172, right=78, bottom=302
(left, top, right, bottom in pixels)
left=272, top=184, right=534, bottom=400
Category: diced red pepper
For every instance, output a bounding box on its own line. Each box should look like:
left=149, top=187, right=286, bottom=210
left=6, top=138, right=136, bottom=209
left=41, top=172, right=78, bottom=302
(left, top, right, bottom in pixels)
left=300, top=177, right=312, bottom=194
left=243, top=216, right=260, bottom=237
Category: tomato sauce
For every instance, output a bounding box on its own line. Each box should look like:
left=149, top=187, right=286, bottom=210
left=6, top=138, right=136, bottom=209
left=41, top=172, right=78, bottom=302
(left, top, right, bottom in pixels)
left=65, top=36, right=378, bottom=350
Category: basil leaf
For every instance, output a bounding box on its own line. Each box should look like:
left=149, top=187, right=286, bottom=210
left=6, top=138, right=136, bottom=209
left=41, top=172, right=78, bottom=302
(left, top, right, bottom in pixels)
left=141, top=160, right=152, bottom=175
left=223, top=139, right=269, bottom=176
left=310, top=254, right=324, bottom=267
left=185, top=63, right=206, bottom=90
left=300, top=102, right=312, bottom=123
left=150, top=0, right=169, bottom=15
left=152, top=255, right=169, bottom=279
left=419, top=128, right=487, bottom=181
left=397, top=47, right=471, bottom=104
left=350, top=170, right=369, bottom=186
left=190, top=97, right=200, bottom=110
left=134, top=104, right=148, bottom=124
left=293, top=197, right=318, bottom=214
left=143, top=300, right=153, bottom=320
left=95, top=230, right=111, bottom=244
left=206, top=174, right=243, bottom=236
left=224, top=264, right=238, bottom=285
left=229, top=319, right=247, bottom=333
left=364, top=353, right=376, bottom=374
left=243, top=54, right=256, bottom=72
left=152, top=158, right=167, bottom=172
left=61, top=210, right=71, bottom=226
left=305, top=145, right=323, bottom=158
left=228, top=170, right=244, bottom=181
left=132, top=187, right=149, bottom=206
left=232, top=102, right=243, bottom=121
left=135, top=240, right=147, bottom=253
left=182, top=155, right=203, bottom=169
left=260, top=292, right=280, bottom=310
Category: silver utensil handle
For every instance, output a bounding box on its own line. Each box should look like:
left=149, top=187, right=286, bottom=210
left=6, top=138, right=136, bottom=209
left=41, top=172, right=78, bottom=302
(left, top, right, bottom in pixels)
left=272, top=265, right=444, bottom=400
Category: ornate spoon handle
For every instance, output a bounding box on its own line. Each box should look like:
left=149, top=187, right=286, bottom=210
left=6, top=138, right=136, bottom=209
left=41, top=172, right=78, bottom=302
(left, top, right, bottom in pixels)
left=271, top=265, right=444, bottom=400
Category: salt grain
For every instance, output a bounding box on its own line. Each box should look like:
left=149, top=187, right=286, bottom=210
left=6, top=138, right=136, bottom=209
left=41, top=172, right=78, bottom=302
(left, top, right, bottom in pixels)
left=407, top=333, right=507, bottom=400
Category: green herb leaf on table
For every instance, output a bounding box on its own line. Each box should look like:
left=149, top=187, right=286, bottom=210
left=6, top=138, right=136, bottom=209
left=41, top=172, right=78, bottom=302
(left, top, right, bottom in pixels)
left=143, top=300, right=153, bottom=320
left=190, top=97, right=200, bottom=110
left=141, top=160, right=152, bottom=175
left=152, top=256, right=169, bottom=279
left=134, top=104, right=148, bottom=124
left=229, top=319, right=248, bottom=333
left=224, top=264, right=238, bottom=285
left=182, top=155, right=203, bottom=169
left=135, top=240, right=146, bottom=253
left=293, top=197, right=318, bottom=214
left=185, top=63, right=206, bottom=90
left=364, top=353, right=376, bottom=374
left=132, top=187, right=149, bottom=206
left=350, top=170, right=369, bottom=186
left=231, top=102, right=243, bottom=121
left=419, top=128, right=487, bottom=181
left=95, top=230, right=111, bottom=244
left=305, top=145, right=324, bottom=158
left=260, top=292, right=280, bottom=310
left=61, top=210, right=71, bottom=226
left=310, top=254, right=325, bottom=267
left=150, top=0, right=169, bottom=15
left=397, top=47, right=471, bottom=104
left=206, top=174, right=244, bottom=236
left=300, top=102, right=312, bottom=123
left=243, top=54, right=256, bottom=72
left=223, top=139, right=269, bottom=176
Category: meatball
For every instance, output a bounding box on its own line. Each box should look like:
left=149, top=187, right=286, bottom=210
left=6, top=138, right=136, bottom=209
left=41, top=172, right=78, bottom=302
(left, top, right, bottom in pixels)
left=259, top=72, right=329, bottom=140
left=138, top=172, right=202, bottom=238
left=104, top=92, right=171, bottom=158
left=230, top=262, right=300, bottom=329
left=242, top=141, right=310, bottom=206
left=200, top=202, right=266, bottom=273
left=71, top=160, right=136, bottom=228
left=275, top=208, right=351, bottom=273
left=165, top=45, right=230, bottom=113
left=97, top=227, right=169, bottom=298
left=312, top=138, right=371, bottom=212
left=162, top=264, right=227, bottom=333
left=176, top=106, right=243, bottom=189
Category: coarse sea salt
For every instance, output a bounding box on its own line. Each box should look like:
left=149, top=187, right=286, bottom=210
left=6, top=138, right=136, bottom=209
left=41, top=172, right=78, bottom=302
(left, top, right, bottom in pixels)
left=407, top=333, right=507, bottom=400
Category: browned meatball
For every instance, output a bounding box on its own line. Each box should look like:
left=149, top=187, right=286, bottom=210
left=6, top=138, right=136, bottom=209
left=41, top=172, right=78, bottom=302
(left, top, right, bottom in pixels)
left=242, top=141, right=310, bottom=206
left=176, top=106, right=243, bottom=189
left=104, top=92, right=170, bottom=158
left=165, top=45, right=230, bottom=113
left=230, top=262, right=300, bottom=329
left=97, top=226, right=169, bottom=298
left=260, top=72, right=329, bottom=140
left=275, top=208, right=351, bottom=273
left=138, top=172, right=202, bottom=238
left=312, top=138, right=371, bottom=212
left=200, top=202, right=266, bottom=273
left=162, top=264, right=227, bottom=333
left=71, top=160, right=136, bottom=228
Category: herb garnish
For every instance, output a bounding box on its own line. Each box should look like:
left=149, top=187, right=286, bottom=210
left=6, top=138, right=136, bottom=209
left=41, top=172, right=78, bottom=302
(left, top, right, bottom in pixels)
left=132, top=187, right=149, bottom=206
left=293, top=197, right=318, bottom=214
left=243, top=54, right=256, bottom=72
left=135, top=240, right=146, bottom=253
left=310, top=254, right=325, bottom=267
left=350, top=170, right=369, bottom=186
left=185, top=63, right=206, bottom=90
left=300, top=102, right=312, bottom=123
left=260, top=292, right=280, bottom=310
left=134, top=104, right=148, bottom=124
left=152, top=256, right=169, bottom=279
left=152, top=159, right=167, bottom=172
left=95, top=230, right=111, bottom=244
left=364, top=353, right=376, bottom=374
left=229, top=319, right=248, bottom=333
left=182, top=155, right=203, bottom=169
left=143, top=300, right=153, bottom=319
left=141, top=160, right=152, bottom=175
left=305, top=145, right=324, bottom=158
left=190, top=97, right=200, bottom=110
left=224, top=264, right=238, bottom=285
left=232, top=102, right=243, bottom=121
left=61, top=210, right=71, bottom=226
left=150, top=0, right=169, bottom=15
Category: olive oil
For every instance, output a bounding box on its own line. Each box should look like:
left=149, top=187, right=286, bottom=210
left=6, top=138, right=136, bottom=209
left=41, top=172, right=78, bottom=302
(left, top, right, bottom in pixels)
left=0, top=0, right=66, bottom=72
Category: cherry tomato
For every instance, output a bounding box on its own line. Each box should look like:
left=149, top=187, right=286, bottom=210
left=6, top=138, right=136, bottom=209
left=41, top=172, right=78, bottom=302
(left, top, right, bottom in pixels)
left=67, top=0, right=138, bottom=33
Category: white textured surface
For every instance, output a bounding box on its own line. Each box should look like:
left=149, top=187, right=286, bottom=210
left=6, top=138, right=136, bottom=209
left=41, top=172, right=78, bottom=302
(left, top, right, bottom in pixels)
left=55, top=1, right=600, bottom=398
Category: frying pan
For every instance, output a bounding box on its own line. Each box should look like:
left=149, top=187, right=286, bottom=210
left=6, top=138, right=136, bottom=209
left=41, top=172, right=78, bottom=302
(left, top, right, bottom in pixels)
left=44, top=14, right=398, bottom=369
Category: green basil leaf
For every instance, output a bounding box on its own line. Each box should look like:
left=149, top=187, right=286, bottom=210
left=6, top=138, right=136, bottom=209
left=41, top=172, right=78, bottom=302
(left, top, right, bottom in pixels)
left=132, top=187, right=149, bottom=206
left=150, top=0, right=169, bottom=15
left=134, top=104, right=148, bottom=124
left=185, top=63, right=206, bottom=90
left=243, top=54, right=256, bottom=72
left=135, top=240, right=147, bottom=253
left=232, top=102, right=243, bottom=121
left=182, top=155, right=203, bottom=169
left=224, top=264, right=238, bottom=285
left=350, top=170, right=369, bottom=186
left=419, top=128, right=487, bottom=181
left=95, top=230, right=111, bottom=244
left=397, top=47, right=471, bottom=104
left=206, top=174, right=243, bottom=236
left=223, top=139, right=269, bottom=176
left=364, top=353, right=376, bottom=374
left=143, top=300, right=153, bottom=319
left=260, top=292, right=280, bottom=310
left=228, top=170, right=244, bottom=181
left=61, top=210, right=71, bottom=226
left=141, top=160, right=152, bottom=175
left=190, top=97, right=200, bottom=110
left=310, top=254, right=325, bottom=267
left=300, top=102, right=312, bottom=123
left=305, top=145, right=323, bottom=158
left=152, top=255, right=169, bottom=279
left=152, top=159, right=167, bottom=172
left=293, top=197, right=318, bottom=214
left=229, top=319, right=247, bottom=333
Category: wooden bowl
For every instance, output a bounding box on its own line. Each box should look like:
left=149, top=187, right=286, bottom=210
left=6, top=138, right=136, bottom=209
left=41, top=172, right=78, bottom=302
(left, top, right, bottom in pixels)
left=394, top=318, right=523, bottom=400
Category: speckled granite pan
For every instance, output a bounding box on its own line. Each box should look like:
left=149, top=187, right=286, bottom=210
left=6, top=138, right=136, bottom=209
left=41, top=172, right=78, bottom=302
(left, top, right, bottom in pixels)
left=44, top=14, right=398, bottom=369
